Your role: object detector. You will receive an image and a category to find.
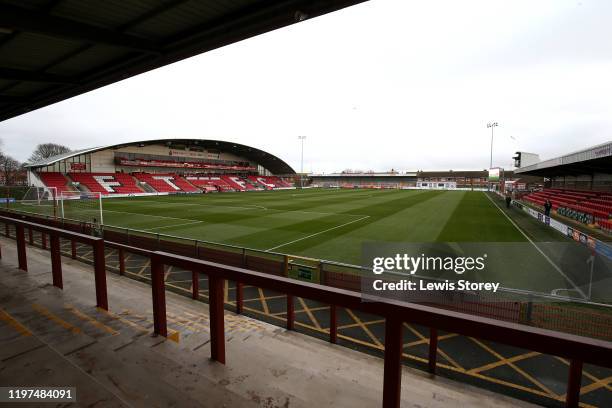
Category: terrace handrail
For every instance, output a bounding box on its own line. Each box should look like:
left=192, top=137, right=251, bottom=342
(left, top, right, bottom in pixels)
left=1, top=215, right=612, bottom=408
left=6, top=206, right=612, bottom=309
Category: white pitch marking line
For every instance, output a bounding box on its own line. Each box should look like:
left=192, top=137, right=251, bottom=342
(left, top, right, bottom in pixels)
left=483, top=192, right=587, bottom=300
left=266, top=215, right=370, bottom=251
left=146, top=221, right=203, bottom=231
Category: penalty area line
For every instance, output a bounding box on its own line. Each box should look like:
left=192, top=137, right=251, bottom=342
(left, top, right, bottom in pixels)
left=266, top=215, right=370, bottom=252
left=483, top=192, right=587, bottom=300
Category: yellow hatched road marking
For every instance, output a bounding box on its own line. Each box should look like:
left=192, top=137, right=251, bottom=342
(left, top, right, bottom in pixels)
left=271, top=305, right=329, bottom=317
left=0, top=308, right=32, bottom=336
left=297, top=297, right=322, bottom=330
left=575, top=376, right=612, bottom=397
left=555, top=357, right=612, bottom=394
left=403, top=323, right=463, bottom=371
left=137, top=259, right=151, bottom=276
left=338, top=319, right=385, bottom=330
left=468, top=352, right=540, bottom=374
left=336, top=332, right=383, bottom=350
left=345, top=309, right=383, bottom=348
left=258, top=288, right=270, bottom=315
left=243, top=294, right=285, bottom=302
left=404, top=333, right=457, bottom=347
left=470, top=337, right=558, bottom=398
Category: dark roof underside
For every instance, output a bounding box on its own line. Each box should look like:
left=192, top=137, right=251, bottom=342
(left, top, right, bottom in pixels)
left=517, top=156, right=612, bottom=177
left=0, top=0, right=365, bottom=122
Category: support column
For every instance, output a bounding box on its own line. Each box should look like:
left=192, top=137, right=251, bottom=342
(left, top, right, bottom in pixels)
left=236, top=282, right=244, bottom=314
left=286, top=295, right=294, bottom=330
left=118, top=248, right=125, bottom=275
left=16, top=224, right=27, bottom=271
left=428, top=327, right=438, bottom=374
left=191, top=270, right=199, bottom=300
left=382, top=317, right=403, bottom=408
left=209, top=275, right=226, bottom=364
left=150, top=254, right=167, bottom=337
left=92, top=240, right=108, bottom=310
left=330, top=305, right=337, bottom=344
left=50, top=234, right=62, bottom=289
left=566, top=359, right=583, bottom=408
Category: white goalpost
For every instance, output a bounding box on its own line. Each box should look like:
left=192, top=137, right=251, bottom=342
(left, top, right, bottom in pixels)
left=59, top=191, right=104, bottom=226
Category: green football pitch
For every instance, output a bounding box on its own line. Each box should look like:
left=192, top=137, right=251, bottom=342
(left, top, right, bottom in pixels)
left=10, top=188, right=612, bottom=301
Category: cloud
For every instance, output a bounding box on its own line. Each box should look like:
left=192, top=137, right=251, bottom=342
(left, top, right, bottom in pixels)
left=1, top=0, right=610, bottom=171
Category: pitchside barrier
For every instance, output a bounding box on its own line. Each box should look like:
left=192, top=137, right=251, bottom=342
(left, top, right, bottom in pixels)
left=0, top=214, right=611, bottom=408
left=1, top=208, right=612, bottom=341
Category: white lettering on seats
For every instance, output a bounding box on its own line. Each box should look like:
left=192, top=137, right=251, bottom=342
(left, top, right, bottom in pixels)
left=153, top=176, right=180, bottom=190
left=94, top=175, right=121, bottom=193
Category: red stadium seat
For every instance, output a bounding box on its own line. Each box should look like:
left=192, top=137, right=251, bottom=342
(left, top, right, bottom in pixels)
left=522, top=188, right=612, bottom=229
left=69, top=173, right=143, bottom=195
left=38, top=172, right=75, bottom=193
left=133, top=173, right=199, bottom=193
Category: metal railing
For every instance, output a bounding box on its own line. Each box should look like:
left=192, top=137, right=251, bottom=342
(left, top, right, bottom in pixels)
left=0, top=215, right=611, bottom=408
left=4, top=206, right=612, bottom=343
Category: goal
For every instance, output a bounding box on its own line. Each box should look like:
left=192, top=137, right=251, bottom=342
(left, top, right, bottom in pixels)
left=59, top=191, right=103, bottom=225
left=21, top=186, right=57, bottom=204
left=19, top=186, right=58, bottom=217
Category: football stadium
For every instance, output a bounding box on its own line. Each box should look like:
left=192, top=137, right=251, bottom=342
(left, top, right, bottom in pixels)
left=0, top=2, right=611, bottom=408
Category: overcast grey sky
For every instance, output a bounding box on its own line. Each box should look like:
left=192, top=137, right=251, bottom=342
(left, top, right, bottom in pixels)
left=1, top=0, right=611, bottom=173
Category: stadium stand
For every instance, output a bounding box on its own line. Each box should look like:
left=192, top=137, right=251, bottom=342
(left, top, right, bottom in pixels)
left=523, top=188, right=611, bottom=228
left=68, top=173, right=144, bottom=195
left=249, top=175, right=292, bottom=189
left=242, top=177, right=263, bottom=190
left=516, top=142, right=612, bottom=234
left=38, top=172, right=75, bottom=193
left=28, top=140, right=295, bottom=197
left=185, top=176, right=234, bottom=192
left=37, top=172, right=296, bottom=195
left=221, top=176, right=247, bottom=191
left=133, top=173, right=199, bottom=193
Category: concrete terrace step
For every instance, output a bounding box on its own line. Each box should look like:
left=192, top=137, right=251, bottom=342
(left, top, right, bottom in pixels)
left=0, top=236, right=535, bottom=408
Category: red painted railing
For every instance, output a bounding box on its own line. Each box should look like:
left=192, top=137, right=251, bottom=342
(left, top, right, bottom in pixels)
left=0, top=215, right=611, bottom=408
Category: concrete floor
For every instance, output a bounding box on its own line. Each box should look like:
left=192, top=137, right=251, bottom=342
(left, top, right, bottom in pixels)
left=0, top=236, right=537, bottom=408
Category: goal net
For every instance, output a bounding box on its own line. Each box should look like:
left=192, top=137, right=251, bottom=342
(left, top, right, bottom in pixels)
left=16, top=186, right=58, bottom=217
left=21, top=186, right=57, bottom=204
left=60, top=191, right=103, bottom=225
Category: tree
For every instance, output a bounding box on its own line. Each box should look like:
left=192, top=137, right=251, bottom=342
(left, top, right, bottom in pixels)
left=0, top=152, right=22, bottom=185
left=29, top=143, right=71, bottom=163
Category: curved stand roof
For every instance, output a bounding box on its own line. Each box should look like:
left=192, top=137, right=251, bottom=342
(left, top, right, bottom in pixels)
left=25, top=138, right=295, bottom=175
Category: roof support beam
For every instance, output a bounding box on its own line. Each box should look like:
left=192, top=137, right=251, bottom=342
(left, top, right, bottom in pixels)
left=0, top=3, right=162, bottom=54
left=0, top=67, right=77, bottom=84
